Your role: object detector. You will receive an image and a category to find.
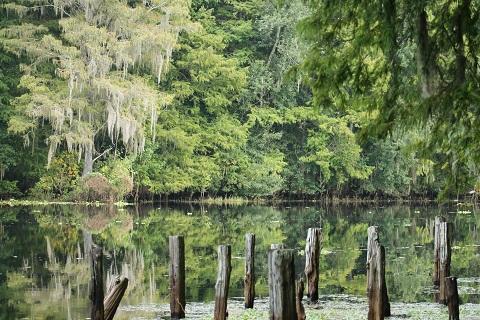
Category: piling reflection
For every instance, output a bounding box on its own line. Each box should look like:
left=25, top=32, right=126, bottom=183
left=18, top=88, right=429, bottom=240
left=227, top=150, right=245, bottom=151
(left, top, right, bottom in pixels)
left=0, top=204, right=479, bottom=319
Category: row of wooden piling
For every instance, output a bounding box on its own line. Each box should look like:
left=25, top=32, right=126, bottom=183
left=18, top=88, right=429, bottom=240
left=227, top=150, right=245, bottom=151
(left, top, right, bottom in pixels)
left=89, top=216, right=461, bottom=320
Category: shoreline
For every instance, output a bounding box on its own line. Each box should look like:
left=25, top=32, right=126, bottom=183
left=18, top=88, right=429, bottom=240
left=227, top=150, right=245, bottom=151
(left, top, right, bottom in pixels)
left=0, top=197, right=471, bottom=207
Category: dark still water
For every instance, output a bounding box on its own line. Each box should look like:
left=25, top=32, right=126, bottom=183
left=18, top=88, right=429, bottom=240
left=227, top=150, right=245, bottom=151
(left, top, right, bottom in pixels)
left=0, top=204, right=479, bottom=319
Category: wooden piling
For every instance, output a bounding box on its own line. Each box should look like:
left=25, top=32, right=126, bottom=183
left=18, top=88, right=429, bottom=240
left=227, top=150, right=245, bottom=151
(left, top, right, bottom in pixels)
left=367, top=226, right=390, bottom=320
left=268, top=243, right=286, bottom=309
left=244, top=233, right=255, bottom=309
left=296, top=278, right=306, bottom=320
left=90, top=245, right=104, bottom=320
left=268, top=248, right=297, bottom=320
left=436, top=220, right=452, bottom=304
left=304, top=227, right=322, bottom=302
left=169, top=235, right=186, bottom=319
left=214, top=245, right=232, bottom=320
left=445, top=277, right=460, bottom=320
left=433, top=216, right=446, bottom=286
left=104, top=276, right=129, bottom=320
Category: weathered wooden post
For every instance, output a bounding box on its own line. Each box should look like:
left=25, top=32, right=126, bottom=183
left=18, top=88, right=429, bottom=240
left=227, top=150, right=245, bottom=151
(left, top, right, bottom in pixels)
left=244, top=233, right=255, bottom=308
left=214, top=245, right=232, bottom=320
left=433, top=216, right=446, bottom=286
left=104, top=276, right=129, bottom=320
left=268, top=248, right=297, bottom=320
left=268, top=243, right=286, bottom=303
left=296, top=278, right=306, bottom=320
left=90, top=245, right=104, bottom=320
left=304, top=227, right=322, bottom=302
left=367, top=226, right=390, bottom=320
left=169, top=235, right=186, bottom=319
left=434, top=218, right=452, bottom=304
left=445, top=277, right=460, bottom=320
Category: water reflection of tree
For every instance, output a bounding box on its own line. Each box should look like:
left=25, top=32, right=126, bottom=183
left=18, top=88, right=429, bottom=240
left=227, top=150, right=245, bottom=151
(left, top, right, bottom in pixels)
left=1, top=204, right=480, bottom=319
left=130, top=206, right=286, bottom=301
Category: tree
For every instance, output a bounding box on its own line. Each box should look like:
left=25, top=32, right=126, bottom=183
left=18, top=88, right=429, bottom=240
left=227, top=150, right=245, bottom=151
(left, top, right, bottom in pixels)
left=1, top=0, right=190, bottom=175
left=300, top=0, right=480, bottom=195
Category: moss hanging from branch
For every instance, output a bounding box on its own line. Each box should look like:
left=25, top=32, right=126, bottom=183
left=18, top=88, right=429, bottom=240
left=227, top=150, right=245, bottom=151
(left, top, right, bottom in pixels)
left=1, top=0, right=190, bottom=169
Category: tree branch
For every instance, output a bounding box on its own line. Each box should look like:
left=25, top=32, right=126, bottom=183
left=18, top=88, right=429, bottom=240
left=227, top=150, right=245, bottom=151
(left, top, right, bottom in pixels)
left=93, top=148, right=112, bottom=163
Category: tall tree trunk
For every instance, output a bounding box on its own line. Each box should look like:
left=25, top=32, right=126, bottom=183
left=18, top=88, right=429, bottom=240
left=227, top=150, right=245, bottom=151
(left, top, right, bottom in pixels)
left=267, top=25, right=282, bottom=67
left=454, top=0, right=470, bottom=86
left=381, top=0, right=399, bottom=123
left=416, top=9, right=436, bottom=97
left=83, top=145, right=93, bottom=177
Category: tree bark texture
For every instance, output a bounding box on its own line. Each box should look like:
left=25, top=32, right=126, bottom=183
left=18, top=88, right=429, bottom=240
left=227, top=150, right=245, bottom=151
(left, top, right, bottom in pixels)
left=244, top=233, right=255, bottom=309
left=169, top=235, right=186, bottom=319
left=304, top=227, right=322, bottom=302
left=214, top=245, right=232, bottom=320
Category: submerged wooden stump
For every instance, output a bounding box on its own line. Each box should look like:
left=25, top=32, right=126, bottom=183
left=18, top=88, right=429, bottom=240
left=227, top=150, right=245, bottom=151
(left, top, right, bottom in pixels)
left=268, top=248, right=297, bottom=320
left=214, top=245, right=232, bottom=320
left=90, top=245, right=105, bottom=320
left=445, top=277, right=460, bottom=320
left=104, top=276, right=129, bottom=320
left=434, top=218, right=452, bottom=304
left=169, top=235, right=186, bottom=319
left=295, top=278, right=306, bottom=320
left=367, top=226, right=390, bottom=320
left=433, top=216, right=446, bottom=286
left=304, top=227, right=322, bottom=302
left=89, top=244, right=129, bottom=320
left=244, top=233, right=255, bottom=309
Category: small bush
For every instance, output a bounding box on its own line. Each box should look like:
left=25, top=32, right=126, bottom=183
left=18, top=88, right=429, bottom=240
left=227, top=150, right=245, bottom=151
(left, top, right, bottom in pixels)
left=99, top=158, right=134, bottom=200
left=73, top=173, right=117, bottom=202
left=30, top=152, right=80, bottom=199
left=0, top=180, right=22, bottom=199
left=73, top=158, right=133, bottom=202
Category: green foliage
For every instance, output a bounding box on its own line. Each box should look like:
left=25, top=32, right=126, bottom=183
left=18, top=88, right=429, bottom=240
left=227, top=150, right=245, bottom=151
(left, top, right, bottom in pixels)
left=99, top=158, right=134, bottom=199
left=30, top=152, right=80, bottom=199
left=0, top=0, right=474, bottom=200
left=69, top=157, right=133, bottom=202
left=0, top=180, right=21, bottom=199
left=300, top=0, right=480, bottom=197
left=1, top=0, right=190, bottom=174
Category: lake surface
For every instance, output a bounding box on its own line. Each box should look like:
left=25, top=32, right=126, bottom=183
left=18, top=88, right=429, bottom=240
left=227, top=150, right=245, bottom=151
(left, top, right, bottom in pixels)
left=1, top=204, right=479, bottom=319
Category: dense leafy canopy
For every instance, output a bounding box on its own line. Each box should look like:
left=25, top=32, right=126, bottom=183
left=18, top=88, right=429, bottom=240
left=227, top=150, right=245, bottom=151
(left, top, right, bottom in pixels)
left=300, top=0, right=480, bottom=197
left=0, top=0, right=477, bottom=200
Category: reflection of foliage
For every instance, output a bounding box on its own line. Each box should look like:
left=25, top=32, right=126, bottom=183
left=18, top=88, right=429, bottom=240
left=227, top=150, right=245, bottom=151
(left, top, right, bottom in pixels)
left=131, top=207, right=285, bottom=300
left=1, top=204, right=480, bottom=319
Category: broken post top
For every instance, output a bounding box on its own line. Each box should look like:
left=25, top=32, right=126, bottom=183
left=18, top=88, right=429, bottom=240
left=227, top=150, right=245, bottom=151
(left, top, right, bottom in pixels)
left=367, top=226, right=380, bottom=241
left=270, top=243, right=286, bottom=250
left=269, top=248, right=295, bottom=258
left=435, top=216, right=446, bottom=223
left=367, top=226, right=381, bottom=263
left=218, top=245, right=232, bottom=262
